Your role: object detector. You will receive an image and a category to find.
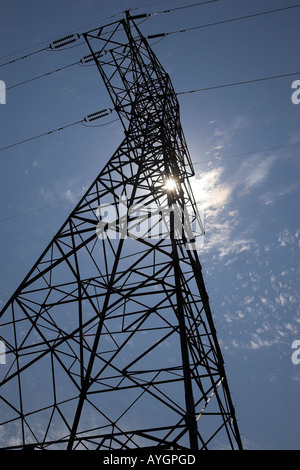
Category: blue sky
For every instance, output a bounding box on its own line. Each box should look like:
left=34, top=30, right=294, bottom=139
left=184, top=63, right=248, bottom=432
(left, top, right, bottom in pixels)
left=0, top=0, right=299, bottom=450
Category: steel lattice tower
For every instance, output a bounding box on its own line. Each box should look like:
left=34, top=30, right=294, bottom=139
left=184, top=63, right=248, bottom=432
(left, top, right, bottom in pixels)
left=0, top=14, right=242, bottom=450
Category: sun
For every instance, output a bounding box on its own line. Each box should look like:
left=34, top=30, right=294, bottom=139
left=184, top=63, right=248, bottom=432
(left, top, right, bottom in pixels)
left=163, top=178, right=176, bottom=191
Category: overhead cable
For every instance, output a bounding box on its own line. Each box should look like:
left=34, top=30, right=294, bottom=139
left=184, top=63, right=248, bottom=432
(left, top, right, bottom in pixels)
left=156, top=0, right=219, bottom=13
left=6, top=62, right=300, bottom=101
left=2, top=66, right=300, bottom=151
left=0, top=109, right=114, bottom=152
left=3, top=1, right=296, bottom=68
left=5, top=51, right=106, bottom=92
left=0, top=46, right=50, bottom=68
left=193, top=142, right=300, bottom=165
left=0, top=35, right=83, bottom=68
left=0, top=12, right=123, bottom=65
left=0, top=1, right=217, bottom=65
left=6, top=61, right=80, bottom=92
left=132, top=0, right=219, bottom=18
left=177, top=71, right=300, bottom=96
left=147, top=4, right=300, bottom=39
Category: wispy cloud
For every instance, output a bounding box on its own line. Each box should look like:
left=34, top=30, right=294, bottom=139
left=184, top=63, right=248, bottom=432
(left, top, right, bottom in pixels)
left=277, top=228, right=300, bottom=248
left=205, top=113, right=253, bottom=159
left=190, top=162, right=258, bottom=259
left=235, top=154, right=277, bottom=196
left=259, top=183, right=298, bottom=206
left=38, top=178, right=89, bottom=206
left=190, top=166, right=232, bottom=215
left=191, top=112, right=282, bottom=260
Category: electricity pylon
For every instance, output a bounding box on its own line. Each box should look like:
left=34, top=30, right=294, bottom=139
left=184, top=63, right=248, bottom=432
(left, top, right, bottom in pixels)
left=0, top=13, right=243, bottom=450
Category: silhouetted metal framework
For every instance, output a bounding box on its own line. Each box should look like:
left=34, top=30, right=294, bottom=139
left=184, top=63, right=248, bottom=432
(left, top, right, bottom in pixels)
left=0, top=14, right=243, bottom=450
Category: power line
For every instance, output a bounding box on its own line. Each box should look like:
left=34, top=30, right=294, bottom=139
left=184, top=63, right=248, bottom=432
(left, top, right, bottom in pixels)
left=5, top=45, right=118, bottom=93
left=0, top=15, right=122, bottom=65
left=129, top=0, right=173, bottom=10
left=0, top=34, right=90, bottom=69
left=5, top=46, right=116, bottom=92
left=0, top=195, right=84, bottom=223
left=0, top=46, right=49, bottom=68
left=193, top=142, right=300, bottom=165
left=1, top=3, right=297, bottom=70
left=81, top=117, right=119, bottom=128
left=0, top=2, right=164, bottom=65
left=177, top=71, right=300, bottom=96
left=2, top=68, right=299, bottom=150
left=0, top=40, right=83, bottom=69
left=1, top=5, right=299, bottom=153
left=150, top=0, right=219, bottom=14
left=6, top=61, right=80, bottom=92
left=5, top=1, right=294, bottom=70
left=0, top=109, right=114, bottom=152
left=0, top=120, right=82, bottom=152
left=147, top=4, right=300, bottom=39
left=5, top=31, right=300, bottom=97
left=0, top=0, right=214, bottom=65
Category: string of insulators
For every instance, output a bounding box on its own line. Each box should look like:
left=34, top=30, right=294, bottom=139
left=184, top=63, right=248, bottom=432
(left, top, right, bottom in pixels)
left=80, top=53, right=95, bottom=64
left=49, top=34, right=81, bottom=50
left=147, top=33, right=166, bottom=40
left=83, top=109, right=113, bottom=122
left=128, top=13, right=148, bottom=20
left=80, top=50, right=107, bottom=64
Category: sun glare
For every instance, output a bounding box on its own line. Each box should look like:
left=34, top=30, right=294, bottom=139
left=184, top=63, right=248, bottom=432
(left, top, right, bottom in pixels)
left=164, top=178, right=176, bottom=191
